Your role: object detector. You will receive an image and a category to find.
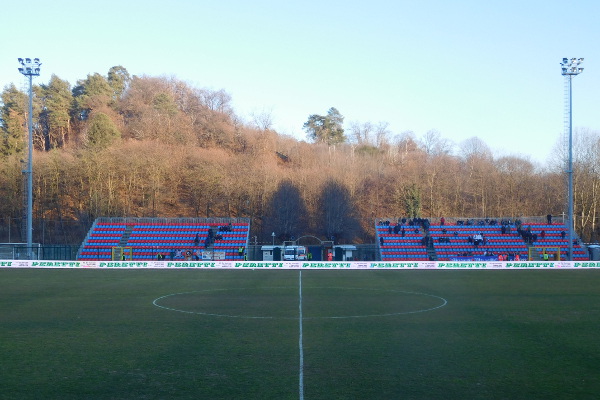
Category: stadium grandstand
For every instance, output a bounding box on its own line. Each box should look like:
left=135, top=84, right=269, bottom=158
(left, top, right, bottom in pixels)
left=376, top=217, right=590, bottom=262
left=77, top=217, right=250, bottom=261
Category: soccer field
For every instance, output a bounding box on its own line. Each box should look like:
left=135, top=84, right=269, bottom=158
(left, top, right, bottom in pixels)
left=1, top=268, right=600, bottom=399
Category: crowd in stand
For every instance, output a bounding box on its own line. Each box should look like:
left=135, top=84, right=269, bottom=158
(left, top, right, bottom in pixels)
left=452, top=250, right=522, bottom=261
left=378, top=213, right=590, bottom=261
left=455, top=218, right=499, bottom=226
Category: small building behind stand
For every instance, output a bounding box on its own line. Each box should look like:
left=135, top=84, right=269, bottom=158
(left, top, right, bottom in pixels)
left=588, top=245, right=600, bottom=261
left=334, top=245, right=357, bottom=261
left=260, top=245, right=282, bottom=261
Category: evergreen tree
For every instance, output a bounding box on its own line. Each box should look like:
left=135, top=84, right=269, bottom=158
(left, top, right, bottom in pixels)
left=402, top=183, right=422, bottom=218
left=38, top=75, right=72, bottom=149
left=72, top=73, right=113, bottom=121
left=85, top=112, right=121, bottom=149
left=0, top=84, right=27, bottom=156
left=107, top=65, right=131, bottom=102
left=303, top=107, right=346, bottom=145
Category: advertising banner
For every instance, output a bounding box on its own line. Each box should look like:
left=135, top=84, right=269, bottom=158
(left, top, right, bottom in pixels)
left=1, top=260, right=599, bottom=269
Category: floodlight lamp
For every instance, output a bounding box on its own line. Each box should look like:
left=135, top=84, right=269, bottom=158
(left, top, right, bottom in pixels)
left=34, top=58, right=39, bottom=63
left=25, top=58, right=31, bottom=63
left=562, top=57, right=568, bottom=63
left=18, top=67, right=24, bottom=73
left=18, top=57, right=24, bottom=63
left=579, top=58, right=584, bottom=62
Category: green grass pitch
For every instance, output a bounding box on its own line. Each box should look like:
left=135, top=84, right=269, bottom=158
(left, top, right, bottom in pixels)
left=1, top=268, right=600, bottom=399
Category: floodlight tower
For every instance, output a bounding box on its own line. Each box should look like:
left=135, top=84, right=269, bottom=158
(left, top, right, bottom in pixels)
left=560, top=57, right=583, bottom=261
left=18, top=57, right=41, bottom=259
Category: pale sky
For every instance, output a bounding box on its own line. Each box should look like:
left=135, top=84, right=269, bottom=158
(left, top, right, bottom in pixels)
left=1, top=0, right=598, bottom=165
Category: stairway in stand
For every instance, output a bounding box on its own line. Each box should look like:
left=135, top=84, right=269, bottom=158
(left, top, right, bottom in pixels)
left=119, top=224, right=134, bottom=247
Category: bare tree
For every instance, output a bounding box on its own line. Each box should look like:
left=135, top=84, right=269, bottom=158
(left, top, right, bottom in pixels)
left=250, top=108, right=274, bottom=131
left=420, top=129, right=453, bottom=156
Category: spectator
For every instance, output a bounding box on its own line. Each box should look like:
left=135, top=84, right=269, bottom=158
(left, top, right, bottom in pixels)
left=440, top=216, right=445, bottom=226
left=379, top=237, right=384, bottom=246
left=547, top=214, right=553, bottom=224
left=423, top=219, right=430, bottom=230
left=561, top=230, right=566, bottom=239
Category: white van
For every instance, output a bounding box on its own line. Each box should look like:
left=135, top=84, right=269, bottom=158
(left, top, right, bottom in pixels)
left=283, top=245, right=307, bottom=261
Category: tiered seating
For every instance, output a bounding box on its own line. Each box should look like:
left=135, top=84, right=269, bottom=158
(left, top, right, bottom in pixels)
left=525, top=223, right=588, bottom=260
left=78, top=218, right=250, bottom=261
left=429, top=224, right=529, bottom=261
left=78, top=222, right=126, bottom=260
left=126, top=222, right=249, bottom=261
left=376, top=224, right=429, bottom=261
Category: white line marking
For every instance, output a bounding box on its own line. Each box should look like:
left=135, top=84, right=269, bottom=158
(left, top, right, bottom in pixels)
left=152, top=287, right=448, bottom=319
left=299, top=270, right=305, bottom=400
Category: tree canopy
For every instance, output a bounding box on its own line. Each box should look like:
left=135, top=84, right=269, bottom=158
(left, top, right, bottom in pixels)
left=303, top=107, right=346, bottom=146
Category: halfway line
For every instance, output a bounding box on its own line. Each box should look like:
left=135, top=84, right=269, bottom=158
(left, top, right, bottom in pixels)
left=299, top=270, right=304, bottom=400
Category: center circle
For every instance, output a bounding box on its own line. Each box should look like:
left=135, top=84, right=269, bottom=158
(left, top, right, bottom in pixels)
left=153, top=287, right=447, bottom=319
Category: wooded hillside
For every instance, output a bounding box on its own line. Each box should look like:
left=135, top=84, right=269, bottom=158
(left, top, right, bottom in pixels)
left=1, top=66, right=599, bottom=244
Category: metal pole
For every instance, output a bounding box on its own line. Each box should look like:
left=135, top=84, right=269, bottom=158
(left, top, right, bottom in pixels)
left=567, top=75, right=573, bottom=261
left=18, top=58, right=41, bottom=260
left=26, top=73, right=34, bottom=259
left=560, top=57, right=583, bottom=261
